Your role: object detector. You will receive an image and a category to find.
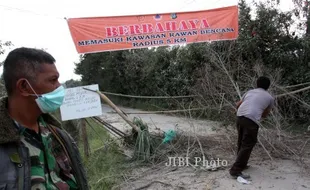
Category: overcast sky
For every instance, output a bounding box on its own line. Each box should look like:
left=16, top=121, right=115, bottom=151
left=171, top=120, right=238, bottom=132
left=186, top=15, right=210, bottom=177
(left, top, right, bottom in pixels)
left=0, top=0, right=293, bottom=82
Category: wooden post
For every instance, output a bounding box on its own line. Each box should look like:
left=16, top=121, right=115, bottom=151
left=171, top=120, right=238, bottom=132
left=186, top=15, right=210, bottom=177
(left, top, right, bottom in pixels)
left=97, top=91, right=141, bottom=132
left=81, top=119, right=90, bottom=157
left=83, top=88, right=140, bottom=132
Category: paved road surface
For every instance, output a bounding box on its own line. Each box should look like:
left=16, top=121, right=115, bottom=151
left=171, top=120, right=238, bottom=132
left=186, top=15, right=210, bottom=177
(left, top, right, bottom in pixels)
left=100, top=104, right=221, bottom=136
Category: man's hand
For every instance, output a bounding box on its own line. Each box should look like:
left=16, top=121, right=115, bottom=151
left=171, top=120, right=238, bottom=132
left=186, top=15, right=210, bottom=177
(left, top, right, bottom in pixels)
left=236, top=100, right=242, bottom=109
left=262, top=106, right=272, bottom=118
left=233, top=100, right=242, bottom=114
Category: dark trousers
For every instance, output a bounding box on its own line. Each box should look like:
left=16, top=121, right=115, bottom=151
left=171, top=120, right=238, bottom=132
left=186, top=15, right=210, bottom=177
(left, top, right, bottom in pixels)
left=230, top=116, right=259, bottom=174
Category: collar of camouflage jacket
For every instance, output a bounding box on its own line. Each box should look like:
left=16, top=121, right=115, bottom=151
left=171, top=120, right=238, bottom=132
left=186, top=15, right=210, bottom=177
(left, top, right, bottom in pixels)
left=0, top=96, right=62, bottom=144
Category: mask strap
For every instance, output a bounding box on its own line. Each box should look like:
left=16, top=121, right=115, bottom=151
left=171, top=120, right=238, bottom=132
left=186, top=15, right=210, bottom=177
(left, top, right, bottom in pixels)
left=24, top=79, right=39, bottom=97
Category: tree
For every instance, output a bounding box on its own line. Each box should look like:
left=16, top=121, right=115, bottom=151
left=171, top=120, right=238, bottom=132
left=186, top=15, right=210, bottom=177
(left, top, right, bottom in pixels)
left=64, top=79, right=82, bottom=88
left=0, top=40, right=12, bottom=55
left=0, top=40, right=12, bottom=97
left=272, top=0, right=310, bottom=35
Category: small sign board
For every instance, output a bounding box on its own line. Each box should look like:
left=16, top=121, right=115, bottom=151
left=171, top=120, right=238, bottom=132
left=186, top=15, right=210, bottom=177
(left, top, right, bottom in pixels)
left=60, top=84, right=103, bottom=121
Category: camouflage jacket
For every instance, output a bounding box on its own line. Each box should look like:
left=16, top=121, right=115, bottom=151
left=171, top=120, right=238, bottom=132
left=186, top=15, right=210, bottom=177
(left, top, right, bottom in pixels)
left=0, top=97, right=89, bottom=190
left=15, top=117, right=78, bottom=189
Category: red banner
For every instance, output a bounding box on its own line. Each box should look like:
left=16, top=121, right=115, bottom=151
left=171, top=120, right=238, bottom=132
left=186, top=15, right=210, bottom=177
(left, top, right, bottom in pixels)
left=67, top=5, right=238, bottom=54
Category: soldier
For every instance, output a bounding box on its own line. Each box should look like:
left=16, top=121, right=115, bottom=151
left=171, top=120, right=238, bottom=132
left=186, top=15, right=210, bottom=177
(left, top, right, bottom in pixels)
left=0, top=47, right=89, bottom=189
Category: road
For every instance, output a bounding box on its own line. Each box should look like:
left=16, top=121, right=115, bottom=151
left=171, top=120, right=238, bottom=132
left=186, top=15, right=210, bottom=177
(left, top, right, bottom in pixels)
left=99, top=104, right=221, bottom=136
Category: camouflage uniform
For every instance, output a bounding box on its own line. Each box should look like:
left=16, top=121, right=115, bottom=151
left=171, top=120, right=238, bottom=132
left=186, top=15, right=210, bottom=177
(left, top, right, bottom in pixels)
left=0, top=97, right=89, bottom=190
left=15, top=117, right=77, bottom=190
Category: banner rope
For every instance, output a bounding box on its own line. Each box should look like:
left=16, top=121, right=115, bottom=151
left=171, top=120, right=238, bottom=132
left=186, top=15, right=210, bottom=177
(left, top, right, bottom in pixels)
left=101, top=91, right=198, bottom=99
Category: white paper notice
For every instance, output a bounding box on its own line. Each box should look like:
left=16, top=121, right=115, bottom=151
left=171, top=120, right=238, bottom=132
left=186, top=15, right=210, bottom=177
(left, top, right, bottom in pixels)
left=60, top=84, right=103, bottom=121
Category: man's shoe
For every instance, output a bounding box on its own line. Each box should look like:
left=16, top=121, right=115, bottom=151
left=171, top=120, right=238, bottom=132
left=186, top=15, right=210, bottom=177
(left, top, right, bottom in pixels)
left=230, top=172, right=251, bottom=179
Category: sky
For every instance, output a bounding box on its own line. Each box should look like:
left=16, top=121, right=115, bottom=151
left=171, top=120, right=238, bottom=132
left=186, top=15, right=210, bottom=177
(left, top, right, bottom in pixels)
left=0, top=0, right=294, bottom=83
